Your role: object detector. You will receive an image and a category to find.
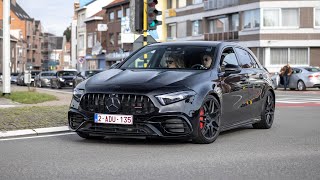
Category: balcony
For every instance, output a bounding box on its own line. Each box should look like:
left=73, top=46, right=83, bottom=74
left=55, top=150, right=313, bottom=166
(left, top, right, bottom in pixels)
left=204, top=31, right=239, bottom=41
left=204, top=0, right=239, bottom=11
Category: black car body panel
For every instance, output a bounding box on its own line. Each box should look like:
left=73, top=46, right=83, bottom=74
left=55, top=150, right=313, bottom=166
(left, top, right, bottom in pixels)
left=68, top=41, right=275, bottom=142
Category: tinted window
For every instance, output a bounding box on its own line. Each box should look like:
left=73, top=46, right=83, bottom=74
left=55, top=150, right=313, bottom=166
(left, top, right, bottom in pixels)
left=292, top=68, right=302, bottom=74
left=249, top=54, right=260, bottom=68
left=235, top=48, right=255, bottom=68
left=57, top=71, right=77, bottom=76
left=121, top=45, right=216, bottom=70
left=304, top=67, right=320, bottom=72
left=221, top=48, right=239, bottom=67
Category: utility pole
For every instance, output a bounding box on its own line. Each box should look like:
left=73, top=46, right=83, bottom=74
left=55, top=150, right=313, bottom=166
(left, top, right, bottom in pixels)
left=143, top=0, right=148, bottom=67
left=2, top=0, right=11, bottom=95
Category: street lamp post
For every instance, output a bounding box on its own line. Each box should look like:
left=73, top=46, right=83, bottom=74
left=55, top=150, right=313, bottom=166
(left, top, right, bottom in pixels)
left=2, top=0, right=11, bottom=95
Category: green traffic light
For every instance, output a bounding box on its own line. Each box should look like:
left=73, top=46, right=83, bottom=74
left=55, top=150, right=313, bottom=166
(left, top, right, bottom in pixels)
left=149, top=21, right=156, bottom=27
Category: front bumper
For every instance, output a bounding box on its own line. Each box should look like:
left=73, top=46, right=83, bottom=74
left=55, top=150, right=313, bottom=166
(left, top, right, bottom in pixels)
left=68, top=108, right=195, bottom=138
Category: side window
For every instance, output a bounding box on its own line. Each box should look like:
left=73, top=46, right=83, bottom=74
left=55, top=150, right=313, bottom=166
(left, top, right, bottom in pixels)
left=220, top=48, right=239, bottom=71
left=235, top=47, right=255, bottom=68
left=249, top=54, right=260, bottom=68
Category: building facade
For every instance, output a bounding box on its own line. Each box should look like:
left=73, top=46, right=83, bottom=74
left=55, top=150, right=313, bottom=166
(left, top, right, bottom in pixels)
left=103, top=0, right=133, bottom=68
left=72, top=0, right=113, bottom=71
left=165, top=0, right=320, bottom=72
left=0, top=0, right=43, bottom=72
left=84, top=9, right=106, bottom=70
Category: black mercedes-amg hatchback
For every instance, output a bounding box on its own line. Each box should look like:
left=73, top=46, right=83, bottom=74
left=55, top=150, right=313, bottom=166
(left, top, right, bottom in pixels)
left=69, top=41, right=275, bottom=144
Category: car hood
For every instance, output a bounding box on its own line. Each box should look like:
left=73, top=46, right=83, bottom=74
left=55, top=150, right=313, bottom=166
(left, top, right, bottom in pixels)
left=84, top=69, right=210, bottom=93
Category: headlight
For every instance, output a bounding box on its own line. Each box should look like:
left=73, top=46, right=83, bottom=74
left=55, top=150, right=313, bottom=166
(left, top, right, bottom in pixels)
left=73, top=88, right=84, bottom=101
left=155, top=91, right=196, bottom=106
left=59, top=78, right=65, bottom=82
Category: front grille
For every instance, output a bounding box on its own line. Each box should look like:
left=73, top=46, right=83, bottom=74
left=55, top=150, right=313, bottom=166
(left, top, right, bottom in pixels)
left=80, top=94, right=157, bottom=115
left=82, top=123, right=152, bottom=136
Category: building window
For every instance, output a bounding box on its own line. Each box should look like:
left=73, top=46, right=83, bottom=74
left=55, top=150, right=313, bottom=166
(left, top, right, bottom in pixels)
left=125, top=8, right=130, bottom=17
left=109, top=12, right=114, bottom=21
left=192, top=20, right=202, bottom=36
left=290, top=48, right=308, bottom=65
left=78, top=34, right=84, bottom=50
left=263, top=8, right=299, bottom=27
left=87, top=33, right=93, bottom=48
left=109, top=33, right=115, bottom=46
left=117, top=33, right=121, bottom=45
left=315, top=8, right=320, bottom=27
left=117, top=10, right=122, bottom=19
left=167, top=23, right=177, bottom=39
left=193, top=0, right=203, bottom=4
left=177, top=22, right=187, bottom=38
left=231, top=14, right=239, bottom=31
left=178, top=0, right=186, bottom=8
left=282, top=9, right=299, bottom=27
left=209, top=17, right=229, bottom=33
left=270, top=48, right=308, bottom=65
left=168, top=0, right=176, bottom=9
left=243, top=9, right=260, bottom=29
left=93, top=32, right=97, bottom=45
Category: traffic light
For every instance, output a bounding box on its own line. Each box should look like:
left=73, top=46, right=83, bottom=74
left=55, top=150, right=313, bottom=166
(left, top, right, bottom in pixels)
left=147, top=0, right=162, bottom=30
left=135, top=0, right=144, bottom=32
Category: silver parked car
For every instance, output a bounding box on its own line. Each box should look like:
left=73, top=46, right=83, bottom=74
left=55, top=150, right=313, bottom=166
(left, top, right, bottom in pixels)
left=35, top=71, right=56, bottom=88
left=278, top=67, right=320, bottom=91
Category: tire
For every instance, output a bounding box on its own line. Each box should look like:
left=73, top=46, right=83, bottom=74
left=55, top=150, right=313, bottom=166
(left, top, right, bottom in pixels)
left=76, top=132, right=104, bottom=140
left=192, top=95, right=221, bottom=144
left=50, top=81, right=55, bottom=89
left=253, top=91, right=275, bottom=129
left=297, top=80, right=306, bottom=91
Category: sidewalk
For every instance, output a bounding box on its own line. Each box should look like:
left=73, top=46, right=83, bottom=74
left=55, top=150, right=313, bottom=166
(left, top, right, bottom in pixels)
left=0, top=85, right=73, bottom=136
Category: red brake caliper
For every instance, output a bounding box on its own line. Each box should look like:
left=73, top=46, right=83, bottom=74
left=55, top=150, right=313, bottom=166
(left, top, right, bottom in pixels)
left=199, top=108, right=205, bottom=129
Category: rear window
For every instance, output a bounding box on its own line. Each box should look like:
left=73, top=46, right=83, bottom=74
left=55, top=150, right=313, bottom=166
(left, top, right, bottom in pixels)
left=57, top=71, right=77, bottom=76
left=304, top=68, right=320, bottom=72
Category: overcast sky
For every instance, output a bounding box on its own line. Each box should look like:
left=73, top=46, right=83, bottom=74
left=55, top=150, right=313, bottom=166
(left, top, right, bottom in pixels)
left=17, top=0, right=75, bottom=36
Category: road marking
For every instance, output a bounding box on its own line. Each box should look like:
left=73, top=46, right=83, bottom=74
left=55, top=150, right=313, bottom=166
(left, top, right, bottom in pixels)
left=0, top=132, right=75, bottom=142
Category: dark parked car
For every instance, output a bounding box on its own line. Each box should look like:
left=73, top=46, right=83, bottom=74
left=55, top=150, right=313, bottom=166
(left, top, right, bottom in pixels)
left=35, top=71, right=56, bottom=88
left=69, top=41, right=275, bottom=144
left=73, top=70, right=104, bottom=88
left=51, top=70, right=78, bottom=89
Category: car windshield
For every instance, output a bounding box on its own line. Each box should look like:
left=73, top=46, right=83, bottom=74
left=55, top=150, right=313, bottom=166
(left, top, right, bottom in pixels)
left=85, top=70, right=103, bottom=77
left=304, top=67, right=320, bottom=72
left=120, top=45, right=216, bottom=70
left=58, top=71, right=77, bottom=76
left=42, top=73, right=55, bottom=76
left=31, top=71, right=41, bottom=76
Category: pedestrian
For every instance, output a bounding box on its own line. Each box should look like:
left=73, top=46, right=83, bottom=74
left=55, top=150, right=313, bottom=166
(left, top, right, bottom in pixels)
left=280, top=64, right=293, bottom=90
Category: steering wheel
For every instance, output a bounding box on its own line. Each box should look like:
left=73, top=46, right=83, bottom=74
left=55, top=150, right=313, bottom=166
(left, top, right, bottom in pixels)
left=191, top=64, right=207, bottom=69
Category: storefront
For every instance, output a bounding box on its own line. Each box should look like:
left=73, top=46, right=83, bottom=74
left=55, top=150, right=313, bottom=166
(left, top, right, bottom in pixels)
left=85, top=54, right=106, bottom=70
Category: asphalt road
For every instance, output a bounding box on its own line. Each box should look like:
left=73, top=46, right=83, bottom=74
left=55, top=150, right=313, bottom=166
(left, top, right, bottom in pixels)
left=0, top=90, right=320, bottom=179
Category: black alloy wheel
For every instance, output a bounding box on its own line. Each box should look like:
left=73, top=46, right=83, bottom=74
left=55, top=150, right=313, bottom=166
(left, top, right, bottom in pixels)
left=253, top=91, right=275, bottom=129
left=193, top=95, right=221, bottom=144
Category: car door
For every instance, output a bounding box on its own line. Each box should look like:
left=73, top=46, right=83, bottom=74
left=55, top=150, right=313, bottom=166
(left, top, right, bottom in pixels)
left=235, top=47, right=264, bottom=121
left=288, top=68, right=301, bottom=88
left=219, top=47, right=251, bottom=128
left=235, top=47, right=267, bottom=118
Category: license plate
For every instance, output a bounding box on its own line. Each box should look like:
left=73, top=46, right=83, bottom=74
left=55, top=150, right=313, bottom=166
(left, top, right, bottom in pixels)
left=94, top=113, right=133, bottom=125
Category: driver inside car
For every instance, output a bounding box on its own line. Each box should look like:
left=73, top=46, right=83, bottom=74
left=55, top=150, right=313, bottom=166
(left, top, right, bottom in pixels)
left=166, top=54, right=185, bottom=68
left=202, top=53, right=213, bottom=69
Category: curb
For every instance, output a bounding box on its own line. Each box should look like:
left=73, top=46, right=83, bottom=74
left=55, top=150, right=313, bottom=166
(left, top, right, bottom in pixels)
left=0, top=126, right=71, bottom=139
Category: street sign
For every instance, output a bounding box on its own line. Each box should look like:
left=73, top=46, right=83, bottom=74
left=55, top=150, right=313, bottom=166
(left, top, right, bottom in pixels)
left=78, top=57, right=85, bottom=64
left=97, top=24, right=108, bottom=31
left=133, top=35, right=157, bottom=51
left=24, top=71, right=31, bottom=84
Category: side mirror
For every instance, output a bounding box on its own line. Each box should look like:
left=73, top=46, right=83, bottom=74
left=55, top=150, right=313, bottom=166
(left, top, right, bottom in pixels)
left=223, top=64, right=241, bottom=77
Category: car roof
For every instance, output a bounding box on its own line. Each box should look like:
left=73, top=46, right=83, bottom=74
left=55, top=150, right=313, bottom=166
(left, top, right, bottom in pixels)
left=148, top=41, right=231, bottom=47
